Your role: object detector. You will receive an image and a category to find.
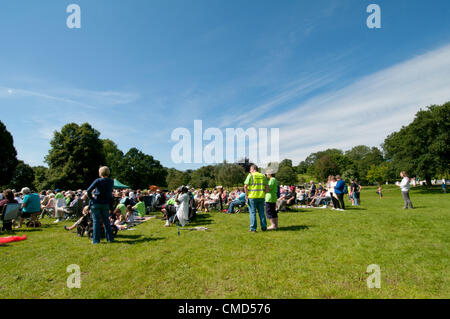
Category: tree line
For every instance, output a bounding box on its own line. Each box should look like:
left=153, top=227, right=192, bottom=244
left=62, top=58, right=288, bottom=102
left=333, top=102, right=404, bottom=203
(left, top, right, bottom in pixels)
left=1, top=102, right=448, bottom=191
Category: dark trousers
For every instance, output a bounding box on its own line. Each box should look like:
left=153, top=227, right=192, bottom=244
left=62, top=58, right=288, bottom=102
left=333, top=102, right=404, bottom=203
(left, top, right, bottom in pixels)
left=336, top=193, right=345, bottom=210
left=330, top=193, right=339, bottom=209
left=91, top=203, right=114, bottom=244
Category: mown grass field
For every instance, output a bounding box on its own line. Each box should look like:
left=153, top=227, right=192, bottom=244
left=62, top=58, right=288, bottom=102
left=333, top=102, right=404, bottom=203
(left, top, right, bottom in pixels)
left=1, top=185, right=448, bottom=299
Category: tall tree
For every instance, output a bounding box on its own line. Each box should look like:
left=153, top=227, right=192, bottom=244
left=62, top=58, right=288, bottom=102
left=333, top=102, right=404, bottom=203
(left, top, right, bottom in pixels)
left=346, top=145, right=384, bottom=183
left=8, top=160, right=35, bottom=190
left=117, top=148, right=167, bottom=189
left=216, top=163, right=246, bottom=187
left=313, top=154, right=338, bottom=182
left=383, top=102, right=450, bottom=185
left=33, top=166, right=50, bottom=191
left=366, top=163, right=388, bottom=184
left=166, top=168, right=191, bottom=190
left=307, top=149, right=351, bottom=181
left=0, top=120, right=18, bottom=187
left=102, top=139, right=124, bottom=178
left=276, top=165, right=298, bottom=185
left=189, top=165, right=216, bottom=189
left=45, top=123, right=106, bottom=189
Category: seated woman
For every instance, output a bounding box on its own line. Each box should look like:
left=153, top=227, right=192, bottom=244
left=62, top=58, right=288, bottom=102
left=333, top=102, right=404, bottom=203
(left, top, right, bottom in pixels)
left=195, top=190, right=206, bottom=212
left=308, top=190, right=329, bottom=207
left=40, top=193, right=56, bottom=218
left=295, top=189, right=306, bottom=205
left=18, top=187, right=41, bottom=228
left=205, top=190, right=219, bottom=212
left=225, top=188, right=246, bottom=214
left=0, top=189, right=19, bottom=231
left=276, top=187, right=296, bottom=212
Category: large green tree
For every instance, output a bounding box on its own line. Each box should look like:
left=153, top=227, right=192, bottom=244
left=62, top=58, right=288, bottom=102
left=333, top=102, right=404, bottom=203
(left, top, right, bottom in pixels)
left=308, top=149, right=352, bottom=181
left=366, top=163, right=388, bottom=184
left=102, top=139, right=124, bottom=179
left=0, top=120, right=18, bottom=187
left=166, top=168, right=191, bottom=190
left=216, top=163, right=246, bottom=187
left=189, top=165, right=216, bottom=189
left=45, top=123, right=106, bottom=189
left=383, top=102, right=450, bottom=185
left=7, top=160, right=35, bottom=190
left=32, top=166, right=51, bottom=191
left=345, top=145, right=384, bottom=183
left=117, top=148, right=167, bottom=189
left=313, top=154, right=338, bottom=182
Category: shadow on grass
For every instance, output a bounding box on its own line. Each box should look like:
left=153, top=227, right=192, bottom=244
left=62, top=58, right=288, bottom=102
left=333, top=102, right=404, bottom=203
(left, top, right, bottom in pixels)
left=8, top=224, right=53, bottom=232
left=412, top=186, right=448, bottom=195
left=113, top=234, right=165, bottom=244
left=345, top=207, right=367, bottom=211
left=187, top=214, right=214, bottom=226
left=277, top=225, right=310, bottom=232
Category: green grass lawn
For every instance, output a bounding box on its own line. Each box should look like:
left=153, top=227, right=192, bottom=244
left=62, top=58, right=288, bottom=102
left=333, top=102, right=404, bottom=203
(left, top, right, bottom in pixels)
left=1, top=185, right=449, bottom=299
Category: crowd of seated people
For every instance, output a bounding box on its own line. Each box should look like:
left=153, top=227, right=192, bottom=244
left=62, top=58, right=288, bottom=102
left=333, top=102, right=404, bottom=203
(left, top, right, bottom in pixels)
left=1, top=173, right=359, bottom=233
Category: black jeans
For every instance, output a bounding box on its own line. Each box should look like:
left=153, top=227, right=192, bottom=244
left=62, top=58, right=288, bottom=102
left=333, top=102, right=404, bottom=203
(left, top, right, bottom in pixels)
left=336, top=193, right=345, bottom=210
left=330, top=193, right=339, bottom=209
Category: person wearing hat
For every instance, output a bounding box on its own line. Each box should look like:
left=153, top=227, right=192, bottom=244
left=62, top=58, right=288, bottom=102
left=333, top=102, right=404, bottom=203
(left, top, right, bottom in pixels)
left=265, top=169, right=279, bottom=230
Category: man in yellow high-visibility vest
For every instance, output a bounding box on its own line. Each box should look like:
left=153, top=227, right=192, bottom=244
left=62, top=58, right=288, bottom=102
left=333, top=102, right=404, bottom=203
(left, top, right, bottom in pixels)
left=244, top=164, right=269, bottom=232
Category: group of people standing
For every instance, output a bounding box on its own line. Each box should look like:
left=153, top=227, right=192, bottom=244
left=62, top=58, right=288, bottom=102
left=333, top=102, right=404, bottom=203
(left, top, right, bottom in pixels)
left=243, top=165, right=279, bottom=232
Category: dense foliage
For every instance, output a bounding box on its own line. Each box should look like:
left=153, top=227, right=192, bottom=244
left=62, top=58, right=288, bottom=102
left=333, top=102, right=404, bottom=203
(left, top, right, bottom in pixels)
left=0, top=120, right=18, bottom=187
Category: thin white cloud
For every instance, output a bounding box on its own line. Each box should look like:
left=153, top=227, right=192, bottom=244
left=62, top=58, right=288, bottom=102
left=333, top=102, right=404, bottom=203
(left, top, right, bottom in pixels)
left=249, top=44, right=450, bottom=164
left=0, top=86, right=140, bottom=109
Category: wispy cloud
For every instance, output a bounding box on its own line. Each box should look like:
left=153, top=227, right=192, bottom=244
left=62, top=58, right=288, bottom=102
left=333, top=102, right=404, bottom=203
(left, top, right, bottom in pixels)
left=248, top=44, right=450, bottom=163
left=0, top=86, right=140, bottom=109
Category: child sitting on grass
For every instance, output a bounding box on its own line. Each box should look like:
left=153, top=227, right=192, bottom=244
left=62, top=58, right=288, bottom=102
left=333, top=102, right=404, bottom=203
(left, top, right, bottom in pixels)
left=125, top=205, right=135, bottom=224
left=64, top=206, right=90, bottom=231
left=113, top=208, right=128, bottom=230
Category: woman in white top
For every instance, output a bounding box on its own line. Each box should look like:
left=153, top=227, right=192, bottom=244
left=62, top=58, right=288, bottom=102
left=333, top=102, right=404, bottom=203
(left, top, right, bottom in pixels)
left=176, top=186, right=190, bottom=226
left=327, top=175, right=341, bottom=210
left=397, top=171, right=413, bottom=209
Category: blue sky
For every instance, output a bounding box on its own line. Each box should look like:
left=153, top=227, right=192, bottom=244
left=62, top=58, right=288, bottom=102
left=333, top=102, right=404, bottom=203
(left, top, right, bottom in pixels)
left=1, top=0, right=450, bottom=170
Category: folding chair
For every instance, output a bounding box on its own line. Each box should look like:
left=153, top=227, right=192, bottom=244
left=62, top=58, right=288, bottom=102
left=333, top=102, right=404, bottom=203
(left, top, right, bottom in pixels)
left=1, top=203, right=21, bottom=232
left=55, top=198, right=66, bottom=219
left=144, top=195, right=154, bottom=213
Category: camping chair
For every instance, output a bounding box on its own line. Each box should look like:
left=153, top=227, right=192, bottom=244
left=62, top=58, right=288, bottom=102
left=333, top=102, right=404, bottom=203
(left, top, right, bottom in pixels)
left=64, top=198, right=84, bottom=220
left=143, top=195, right=154, bottom=213
left=55, top=198, right=66, bottom=220
left=1, top=203, right=21, bottom=232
